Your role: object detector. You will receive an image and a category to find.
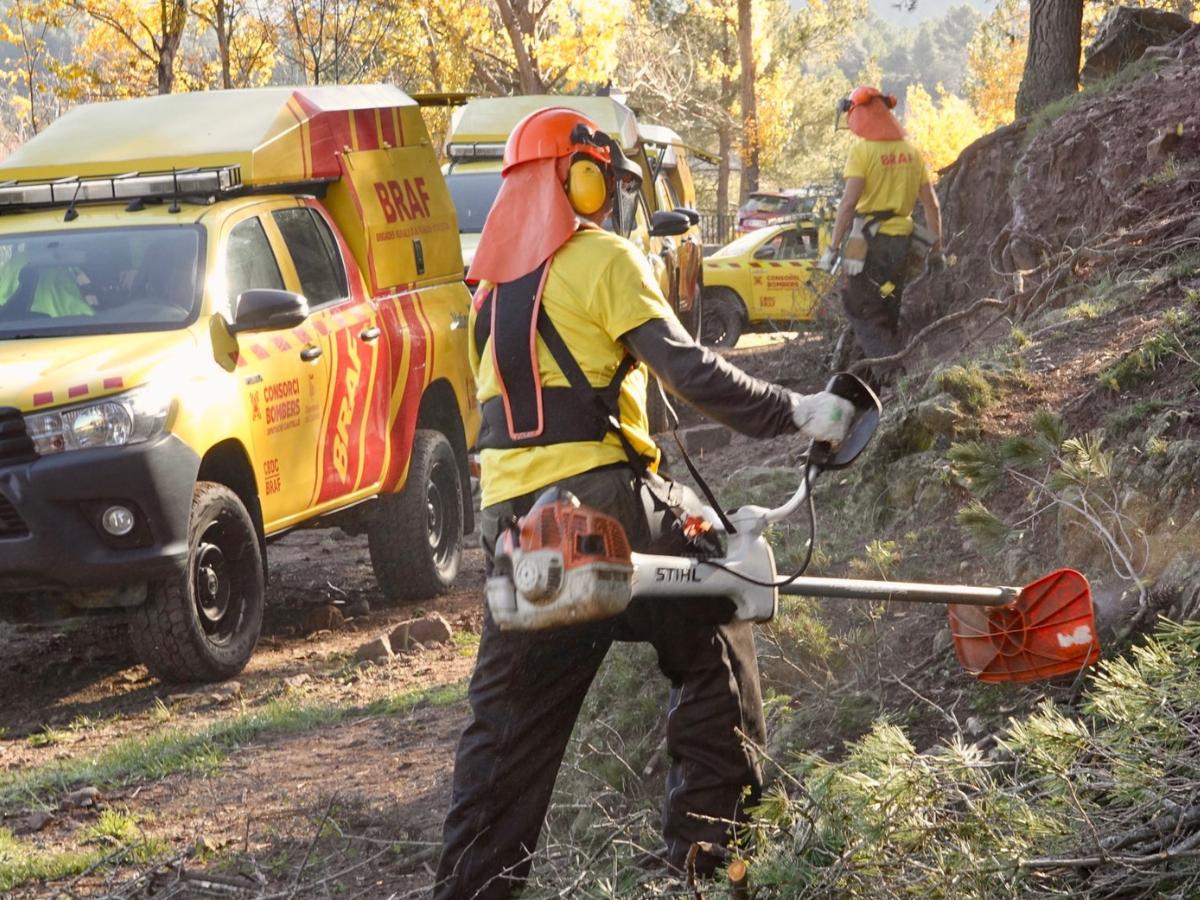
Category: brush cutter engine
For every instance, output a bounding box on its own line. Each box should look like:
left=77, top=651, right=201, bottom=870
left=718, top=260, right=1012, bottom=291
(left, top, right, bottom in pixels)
left=487, top=490, right=636, bottom=630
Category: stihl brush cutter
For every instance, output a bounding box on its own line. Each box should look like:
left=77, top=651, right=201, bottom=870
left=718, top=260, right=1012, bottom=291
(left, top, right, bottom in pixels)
left=486, top=374, right=1101, bottom=683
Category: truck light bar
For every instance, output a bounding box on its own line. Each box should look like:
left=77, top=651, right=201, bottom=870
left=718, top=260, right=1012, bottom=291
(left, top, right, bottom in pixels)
left=446, top=143, right=506, bottom=161
left=0, top=166, right=243, bottom=210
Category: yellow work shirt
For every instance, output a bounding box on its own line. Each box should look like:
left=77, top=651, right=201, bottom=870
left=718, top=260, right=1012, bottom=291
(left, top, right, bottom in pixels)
left=0, top=251, right=92, bottom=318
left=470, top=227, right=670, bottom=508
left=844, top=139, right=929, bottom=238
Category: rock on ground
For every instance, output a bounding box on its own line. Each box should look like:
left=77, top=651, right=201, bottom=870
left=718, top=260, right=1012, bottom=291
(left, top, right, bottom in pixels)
left=391, top=614, right=454, bottom=652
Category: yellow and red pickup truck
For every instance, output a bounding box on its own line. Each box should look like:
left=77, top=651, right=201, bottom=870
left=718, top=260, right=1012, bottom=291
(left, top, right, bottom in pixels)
left=0, top=85, right=478, bottom=682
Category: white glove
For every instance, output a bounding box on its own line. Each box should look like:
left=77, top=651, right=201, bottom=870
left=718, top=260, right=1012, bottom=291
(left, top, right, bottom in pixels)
left=790, top=391, right=855, bottom=444
left=817, top=249, right=836, bottom=272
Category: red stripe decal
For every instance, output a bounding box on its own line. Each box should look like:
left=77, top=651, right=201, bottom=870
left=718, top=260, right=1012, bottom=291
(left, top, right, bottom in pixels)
left=296, top=327, right=314, bottom=344
left=354, top=109, right=378, bottom=150
left=68, top=384, right=89, bottom=399
left=251, top=344, right=271, bottom=361
left=102, top=376, right=123, bottom=390
left=33, top=391, right=53, bottom=406
left=292, top=91, right=349, bottom=178
left=236, top=353, right=248, bottom=368
left=272, top=335, right=292, bottom=352
left=356, top=308, right=393, bottom=489
left=380, top=109, right=397, bottom=147
left=413, top=291, right=436, bottom=381
left=313, top=318, right=330, bottom=336
left=381, top=295, right=428, bottom=490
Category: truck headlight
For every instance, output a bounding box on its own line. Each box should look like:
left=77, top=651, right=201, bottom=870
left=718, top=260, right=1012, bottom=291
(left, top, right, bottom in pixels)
left=25, top=386, right=171, bottom=456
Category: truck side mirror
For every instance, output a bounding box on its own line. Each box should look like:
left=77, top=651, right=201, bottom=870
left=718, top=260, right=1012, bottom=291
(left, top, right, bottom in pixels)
left=753, top=245, right=777, bottom=260
left=230, top=289, right=309, bottom=334
left=673, top=206, right=700, bottom=226
left=650, top=210, right=690, bottom=238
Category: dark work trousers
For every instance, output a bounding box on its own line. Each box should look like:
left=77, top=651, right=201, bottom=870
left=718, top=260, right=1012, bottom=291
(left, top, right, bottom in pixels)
left=433, top=465, right=766, bottom=899
left=841, top=232, right=912, bottom=387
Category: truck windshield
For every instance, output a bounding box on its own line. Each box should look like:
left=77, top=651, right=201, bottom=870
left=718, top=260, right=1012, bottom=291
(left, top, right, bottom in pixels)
left=0, top=226, right=203, bottom=339
left=446, top=171, right=502, bottom=234
left=744, top=194, right=793, bottom=213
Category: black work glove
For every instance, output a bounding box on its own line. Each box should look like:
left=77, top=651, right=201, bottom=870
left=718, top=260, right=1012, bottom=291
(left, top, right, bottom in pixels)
left=925, top=251, right=947, bottom=275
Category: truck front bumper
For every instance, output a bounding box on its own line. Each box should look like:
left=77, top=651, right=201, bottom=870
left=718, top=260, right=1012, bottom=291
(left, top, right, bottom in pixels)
left=0, top=434, right=199, bottom=593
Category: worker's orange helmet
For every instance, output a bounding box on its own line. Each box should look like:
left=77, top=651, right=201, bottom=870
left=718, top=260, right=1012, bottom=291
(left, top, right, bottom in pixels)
left=502, top=107, right=612, bottom=175
left=847, top=85, right=897, bottom=112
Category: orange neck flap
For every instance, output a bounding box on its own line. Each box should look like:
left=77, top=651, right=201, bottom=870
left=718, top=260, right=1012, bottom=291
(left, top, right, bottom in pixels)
left=467, top=158, right=579, bottom=285
left=848, top=102, right=905, bottom=141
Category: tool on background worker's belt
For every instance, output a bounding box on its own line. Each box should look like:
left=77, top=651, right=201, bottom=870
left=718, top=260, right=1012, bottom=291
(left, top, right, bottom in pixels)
left=486, top=373, right=1102, bottom=685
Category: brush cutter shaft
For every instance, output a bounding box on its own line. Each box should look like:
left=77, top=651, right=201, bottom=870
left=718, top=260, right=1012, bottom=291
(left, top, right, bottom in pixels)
left=778, top=577, right=1019, bottom=606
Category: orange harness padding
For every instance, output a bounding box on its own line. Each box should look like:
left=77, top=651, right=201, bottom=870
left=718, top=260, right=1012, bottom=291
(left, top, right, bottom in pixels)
left=473, top=259, right=635, bottom=450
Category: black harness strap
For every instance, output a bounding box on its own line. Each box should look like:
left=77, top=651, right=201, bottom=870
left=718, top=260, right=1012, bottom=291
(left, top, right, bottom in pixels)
left=534, top=311, right=650, bottom=471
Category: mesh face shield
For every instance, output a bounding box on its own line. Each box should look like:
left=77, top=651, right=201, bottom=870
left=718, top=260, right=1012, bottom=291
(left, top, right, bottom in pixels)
left=834, top=96, right=852, bottom=132
left=610, top=164, right=641, bottom=237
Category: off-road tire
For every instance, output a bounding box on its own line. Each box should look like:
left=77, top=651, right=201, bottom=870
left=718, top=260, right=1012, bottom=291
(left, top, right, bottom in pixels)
left=700, top=289, right=745, bottom=349
left=368, top=429, right=463, bottom=602
left=129, top=482, right=264, bottom=683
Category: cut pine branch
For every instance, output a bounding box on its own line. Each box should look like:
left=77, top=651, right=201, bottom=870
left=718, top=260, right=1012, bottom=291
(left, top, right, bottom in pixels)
left=850, top=296, right=1008, bottom=376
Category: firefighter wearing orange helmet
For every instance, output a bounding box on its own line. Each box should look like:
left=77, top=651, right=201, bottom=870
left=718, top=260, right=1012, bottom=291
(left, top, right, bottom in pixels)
left=821, top=85, right=944, bottom=386
left=433, top=107, right=854, bottom=897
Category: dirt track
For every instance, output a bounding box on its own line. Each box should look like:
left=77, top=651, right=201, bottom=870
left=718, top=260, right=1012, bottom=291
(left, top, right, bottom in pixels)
left=0, top=529, right=489, bottom=897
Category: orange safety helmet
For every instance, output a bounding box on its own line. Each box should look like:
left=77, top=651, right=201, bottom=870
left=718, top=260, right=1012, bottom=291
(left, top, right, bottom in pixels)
left=502, top=107, right=612, bottom=175
left=848, top=85, right=897, bottom=112
left=837, top=85, right=904, bottom=141
left=470, top=107, right=645, bottom=284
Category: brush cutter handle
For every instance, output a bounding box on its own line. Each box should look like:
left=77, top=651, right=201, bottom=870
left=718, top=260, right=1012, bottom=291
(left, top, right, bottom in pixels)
left=778, top=576, right=1019, bottom=606
left=763, top=373, right=881, bottom=526
left=807, top=373, right=881, bottom=471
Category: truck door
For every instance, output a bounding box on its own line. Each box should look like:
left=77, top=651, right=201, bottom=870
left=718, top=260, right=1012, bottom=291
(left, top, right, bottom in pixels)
left=751, top=225, right=821, bottom=322
left=225, top=212, right=331, bottom=527
left=270, top=205, right=384, bottom=506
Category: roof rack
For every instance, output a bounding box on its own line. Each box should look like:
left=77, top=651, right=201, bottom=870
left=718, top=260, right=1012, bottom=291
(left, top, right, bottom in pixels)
left=0, top=165, right=243, bottom=212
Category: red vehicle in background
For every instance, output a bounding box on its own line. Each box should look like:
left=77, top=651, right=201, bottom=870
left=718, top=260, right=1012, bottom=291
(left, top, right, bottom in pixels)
left=736, top=188, right=829, bottom=236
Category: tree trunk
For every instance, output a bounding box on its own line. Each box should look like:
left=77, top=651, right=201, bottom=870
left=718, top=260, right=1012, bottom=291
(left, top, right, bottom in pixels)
left=717, top=13, right=734, bottom=242
left=494, top=0, right=543, bottom=93
left=420, top=10, right=443, bottom=91
left=156, top=0, right=188, bottom=94
left=717, top=118, right=731, bottom=244
left=737, top=0, right=758, bottom=198
left=215, top=0, right=232, bottom=89
left=1015, top=0, right=1083, bottom=117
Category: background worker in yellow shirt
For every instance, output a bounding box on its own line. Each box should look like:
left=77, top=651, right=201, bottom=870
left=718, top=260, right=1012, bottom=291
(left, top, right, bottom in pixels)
left=820, top=86, right=943, bottom=387
left=434, top=107, right=854, bottom=898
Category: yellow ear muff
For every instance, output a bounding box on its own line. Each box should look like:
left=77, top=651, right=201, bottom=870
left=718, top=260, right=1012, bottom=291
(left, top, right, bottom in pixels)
left=566, top=158, right=607, bottom=215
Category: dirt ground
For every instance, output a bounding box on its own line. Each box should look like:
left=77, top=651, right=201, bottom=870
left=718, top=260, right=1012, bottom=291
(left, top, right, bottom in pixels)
left=0, top=527, right=490, bottom=898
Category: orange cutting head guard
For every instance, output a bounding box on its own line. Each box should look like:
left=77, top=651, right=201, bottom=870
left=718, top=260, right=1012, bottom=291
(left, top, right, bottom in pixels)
left=836, top=85, right=905, bottom=141
left=468, top=107, right=643, bottom=285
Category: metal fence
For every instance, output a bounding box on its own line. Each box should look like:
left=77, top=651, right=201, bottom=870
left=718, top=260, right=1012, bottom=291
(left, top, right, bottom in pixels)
left=697, top=207, right=738, bottom=250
